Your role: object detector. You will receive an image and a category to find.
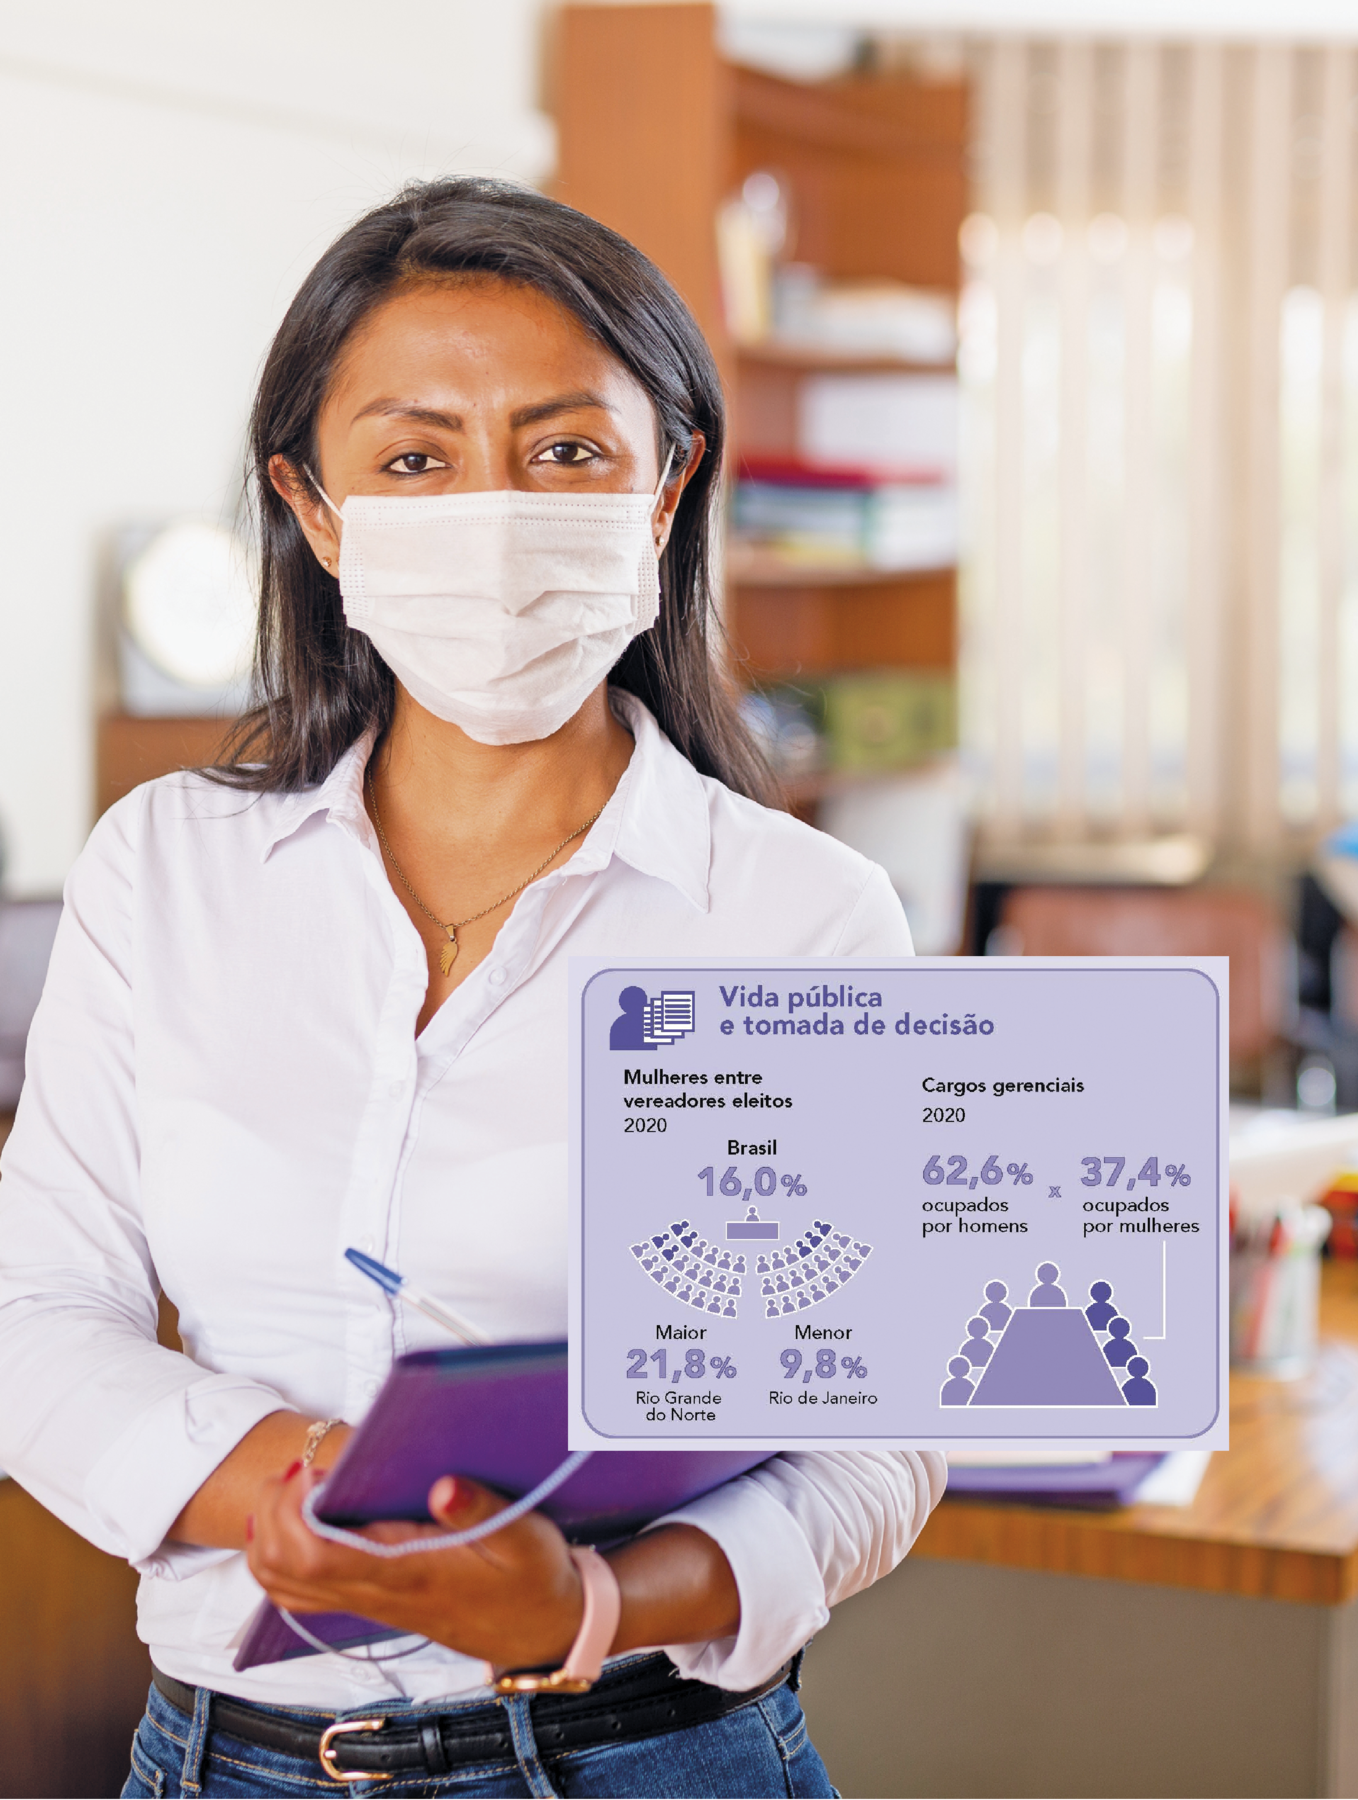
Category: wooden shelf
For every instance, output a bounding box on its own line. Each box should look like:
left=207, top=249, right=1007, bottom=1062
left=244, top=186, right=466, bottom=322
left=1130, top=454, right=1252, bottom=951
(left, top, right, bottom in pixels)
left=728, top=569, right=954, bottom=678
left=731, top=62, right=966, bottom=292
left=914, top=1260, right=1358, bottom=1606
left=728, top=544, right=954, bottom=588
left=736, top=342, right=954, bottom=375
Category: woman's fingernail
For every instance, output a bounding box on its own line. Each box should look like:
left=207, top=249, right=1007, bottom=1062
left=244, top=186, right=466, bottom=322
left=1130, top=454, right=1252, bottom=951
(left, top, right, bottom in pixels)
left=283, top=1460, right=303, bottom=1482
left=431, top=1476, right=459, bottom=1514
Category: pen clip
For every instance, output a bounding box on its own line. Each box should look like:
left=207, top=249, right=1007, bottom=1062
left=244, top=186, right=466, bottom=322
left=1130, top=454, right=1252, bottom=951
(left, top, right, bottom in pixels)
left=344, top=1247, right=404, bottom=1294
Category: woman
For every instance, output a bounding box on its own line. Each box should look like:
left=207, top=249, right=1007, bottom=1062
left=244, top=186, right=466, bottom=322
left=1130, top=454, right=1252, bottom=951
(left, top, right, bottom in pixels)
left=0, top=178, right=944, bottom=1798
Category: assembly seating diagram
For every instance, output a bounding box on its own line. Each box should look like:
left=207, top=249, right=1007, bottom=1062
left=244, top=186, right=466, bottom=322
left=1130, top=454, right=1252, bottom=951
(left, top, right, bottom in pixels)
left=940, top=1265, right=1158, bottom=1407
left=629, top=1204, right=873, bottom=1323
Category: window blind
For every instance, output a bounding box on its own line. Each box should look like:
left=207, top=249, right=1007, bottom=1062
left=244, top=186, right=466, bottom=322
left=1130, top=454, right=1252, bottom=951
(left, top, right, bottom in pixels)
left=960, top=39, right=1358, bottom=854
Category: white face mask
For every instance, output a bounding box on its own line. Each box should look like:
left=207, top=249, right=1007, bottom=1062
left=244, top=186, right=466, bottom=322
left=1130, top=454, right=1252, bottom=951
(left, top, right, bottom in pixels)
left=311, top=453, right=673, bottom=745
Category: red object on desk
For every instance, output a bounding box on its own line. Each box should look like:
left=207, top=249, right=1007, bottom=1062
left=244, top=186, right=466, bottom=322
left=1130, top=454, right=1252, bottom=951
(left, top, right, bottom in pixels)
left=1320, top=1184, right=1358, bottom=1258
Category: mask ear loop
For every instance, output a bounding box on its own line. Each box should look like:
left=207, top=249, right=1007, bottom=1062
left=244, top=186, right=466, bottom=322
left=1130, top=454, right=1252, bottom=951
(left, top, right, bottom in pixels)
left=300, top=464, right=344, bottom=579
left=648, top=445, right=678, bottom=574
left=302, top=464, right=344, bottom=521
left=651, top=445, right=676, bottom=514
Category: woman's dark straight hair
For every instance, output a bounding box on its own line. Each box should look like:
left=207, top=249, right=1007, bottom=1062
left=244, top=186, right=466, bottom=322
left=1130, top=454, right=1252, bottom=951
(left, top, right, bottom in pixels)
left=216, top=176, right=774, bottom=804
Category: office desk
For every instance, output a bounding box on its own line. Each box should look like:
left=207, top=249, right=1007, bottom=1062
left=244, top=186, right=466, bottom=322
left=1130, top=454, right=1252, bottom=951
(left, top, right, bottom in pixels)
left=800, top=1263, right=1358, bottom=1799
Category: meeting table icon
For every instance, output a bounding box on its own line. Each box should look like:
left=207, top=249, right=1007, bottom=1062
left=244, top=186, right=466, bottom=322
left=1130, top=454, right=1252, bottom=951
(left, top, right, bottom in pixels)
left=940, top=1265, right=1159, bottom=1407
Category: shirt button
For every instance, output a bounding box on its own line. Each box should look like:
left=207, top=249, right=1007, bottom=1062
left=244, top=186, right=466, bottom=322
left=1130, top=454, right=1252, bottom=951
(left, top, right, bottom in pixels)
left=358, top=1236, right=375, bottom=1254
left=365, top=1380, right=379, bottom=1397
left=488, top=966, right=507, bottom=986
left=389, top=1081, right=404, bottom=1098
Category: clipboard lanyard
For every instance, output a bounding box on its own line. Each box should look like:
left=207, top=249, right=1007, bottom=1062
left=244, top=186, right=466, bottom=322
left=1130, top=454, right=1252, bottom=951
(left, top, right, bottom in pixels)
left=278, top=1450, right=594, bottom=1663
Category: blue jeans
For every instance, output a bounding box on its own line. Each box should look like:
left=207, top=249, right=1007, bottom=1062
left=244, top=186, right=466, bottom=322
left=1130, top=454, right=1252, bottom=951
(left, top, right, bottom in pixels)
left=121, top=1670, right=835, bottom=1798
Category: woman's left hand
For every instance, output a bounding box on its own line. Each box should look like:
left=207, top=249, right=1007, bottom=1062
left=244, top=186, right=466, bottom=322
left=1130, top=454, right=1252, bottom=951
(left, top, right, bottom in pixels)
left=246, top=1465, right=586, bottom=1671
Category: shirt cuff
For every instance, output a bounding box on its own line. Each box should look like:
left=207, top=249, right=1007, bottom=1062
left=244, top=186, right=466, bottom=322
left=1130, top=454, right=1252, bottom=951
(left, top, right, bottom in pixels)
left=647, top=1476, right=828, bottom=1691
left=83, top=1372, right=288, bottom=1565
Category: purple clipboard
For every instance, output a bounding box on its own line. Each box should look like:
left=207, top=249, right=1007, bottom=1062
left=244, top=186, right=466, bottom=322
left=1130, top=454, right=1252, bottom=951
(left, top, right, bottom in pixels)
left=234, top=1341, right=769, bottom=1670
left=944, top=1452, right=1165, bottom=1509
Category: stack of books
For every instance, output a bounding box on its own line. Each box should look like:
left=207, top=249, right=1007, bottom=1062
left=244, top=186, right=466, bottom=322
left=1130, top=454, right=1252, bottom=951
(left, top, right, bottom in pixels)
left=731, top=457, right=957, bottom=575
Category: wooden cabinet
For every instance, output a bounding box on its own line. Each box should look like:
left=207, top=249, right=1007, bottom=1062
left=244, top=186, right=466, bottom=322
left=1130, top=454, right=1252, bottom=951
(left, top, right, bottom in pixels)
left=554, top=3, right=730, bottom=352
left=553, top=4, right=966, bottom=705
left=0, top=1116, right=169, bottom=1800
left=95, top=714, right=233, bottom=820
left=0, top=1480, right=149, bottom=1799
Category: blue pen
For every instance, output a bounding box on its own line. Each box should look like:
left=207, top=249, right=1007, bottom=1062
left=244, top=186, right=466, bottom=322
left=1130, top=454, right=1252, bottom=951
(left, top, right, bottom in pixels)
left=345, top=1248, right=488, bottom=1347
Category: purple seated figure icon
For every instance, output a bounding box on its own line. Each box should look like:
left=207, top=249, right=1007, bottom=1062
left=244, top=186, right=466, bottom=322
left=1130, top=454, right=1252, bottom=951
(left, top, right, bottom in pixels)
left=1103, top=1317, right=1137, bottom=1367
left=940, top=1357, right=976, bottom=1406
left=1028, top=1262, right=1067, bottom=1307
left=1085, top=1281, right=1117, bottom=1332
left=979, top=1281, right=1012, bottom=1332
left=1122, top=1355, right=1157, bottom=1405
left=960, top=1318, right=994, bottom=1367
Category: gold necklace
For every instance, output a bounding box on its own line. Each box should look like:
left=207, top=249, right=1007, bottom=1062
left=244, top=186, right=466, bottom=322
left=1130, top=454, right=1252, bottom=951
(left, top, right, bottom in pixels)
left=366, top=770, right=605, bottom=976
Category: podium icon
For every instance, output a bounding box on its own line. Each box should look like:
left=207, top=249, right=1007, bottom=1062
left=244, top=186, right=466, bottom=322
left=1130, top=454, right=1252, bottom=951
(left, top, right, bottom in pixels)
left=728, top=1204, right=779, bottom=1242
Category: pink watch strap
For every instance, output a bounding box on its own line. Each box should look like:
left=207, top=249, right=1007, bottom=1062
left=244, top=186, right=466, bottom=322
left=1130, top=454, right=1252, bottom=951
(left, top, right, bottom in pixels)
left=560, top=1546, right=622, bottom=1684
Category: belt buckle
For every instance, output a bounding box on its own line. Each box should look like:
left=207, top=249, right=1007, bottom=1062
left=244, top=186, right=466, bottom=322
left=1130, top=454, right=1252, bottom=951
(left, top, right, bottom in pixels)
left=318, top=1717, right=392, bottom=1784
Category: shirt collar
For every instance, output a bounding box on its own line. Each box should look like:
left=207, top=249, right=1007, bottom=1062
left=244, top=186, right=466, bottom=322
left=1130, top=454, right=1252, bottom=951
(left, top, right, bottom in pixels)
left=259, top=730, right=377, bottom=862
left=257, top=693, right=712, bottom=914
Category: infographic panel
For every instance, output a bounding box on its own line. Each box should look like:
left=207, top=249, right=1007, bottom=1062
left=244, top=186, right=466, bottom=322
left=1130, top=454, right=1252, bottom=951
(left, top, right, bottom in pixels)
left=569, top=959, right=1228, bottom=1451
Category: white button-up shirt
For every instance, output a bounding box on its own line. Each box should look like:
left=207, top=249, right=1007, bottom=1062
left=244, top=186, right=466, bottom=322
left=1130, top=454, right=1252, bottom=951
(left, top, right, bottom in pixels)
left=0, top=694, right=945, bottom=1710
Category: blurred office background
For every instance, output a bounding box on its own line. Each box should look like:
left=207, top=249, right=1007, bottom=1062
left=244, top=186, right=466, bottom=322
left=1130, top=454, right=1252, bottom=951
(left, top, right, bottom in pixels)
left=12, top=0, right=1358, bottom=1103
left=9, top=2, right=1358, bottom=1795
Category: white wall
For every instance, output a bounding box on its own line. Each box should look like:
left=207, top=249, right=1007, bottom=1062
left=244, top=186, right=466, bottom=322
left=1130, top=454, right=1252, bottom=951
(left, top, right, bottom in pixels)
left=0, top=0, right=552, bottom=894
left=725, top=0, right=1358, bottom=35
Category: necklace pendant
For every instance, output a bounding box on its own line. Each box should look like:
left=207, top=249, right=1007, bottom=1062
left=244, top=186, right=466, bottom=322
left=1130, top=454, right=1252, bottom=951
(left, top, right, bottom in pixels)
left=439, top=936, right=459, bottom=977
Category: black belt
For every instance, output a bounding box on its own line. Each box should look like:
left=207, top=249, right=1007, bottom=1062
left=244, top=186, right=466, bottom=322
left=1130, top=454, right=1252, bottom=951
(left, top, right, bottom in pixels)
left=152, top=1655, right=792, bottom=1782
